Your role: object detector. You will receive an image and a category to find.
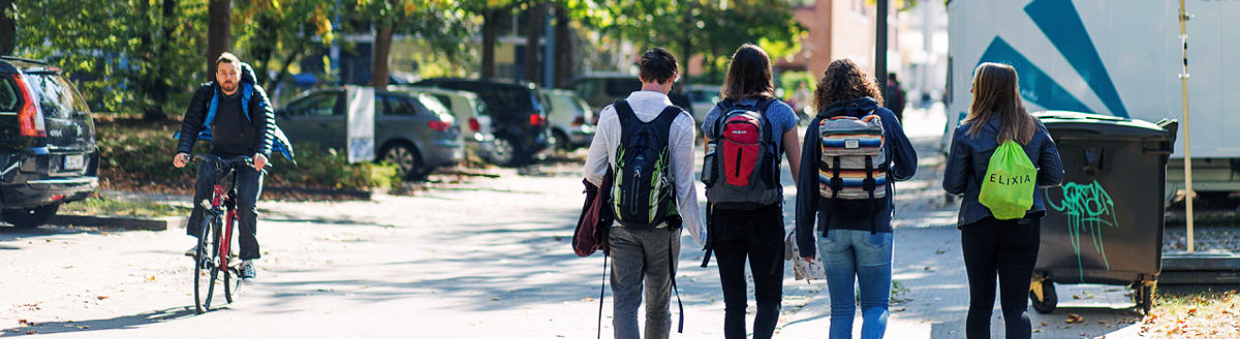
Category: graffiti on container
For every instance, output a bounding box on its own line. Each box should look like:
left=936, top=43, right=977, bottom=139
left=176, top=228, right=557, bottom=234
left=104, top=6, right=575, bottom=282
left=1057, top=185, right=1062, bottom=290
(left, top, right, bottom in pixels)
left=1045, top=180, right=1119, bottom=282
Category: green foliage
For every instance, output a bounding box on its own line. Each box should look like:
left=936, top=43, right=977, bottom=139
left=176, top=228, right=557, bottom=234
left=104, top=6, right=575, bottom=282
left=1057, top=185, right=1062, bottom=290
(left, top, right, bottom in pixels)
left=61, top=196, right=192, bottom=218
left=12, top=0, right=207, bottom=117
left=94, top=121, right=397, bottom=192
left=779, top=71, right=817, bottom=97
left=265, top=143, right=401, bottom=191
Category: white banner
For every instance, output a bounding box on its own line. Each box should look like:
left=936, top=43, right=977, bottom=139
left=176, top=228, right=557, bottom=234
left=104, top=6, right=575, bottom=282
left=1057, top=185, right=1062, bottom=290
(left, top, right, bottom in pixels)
left=346, top=87, right=375, bottom=163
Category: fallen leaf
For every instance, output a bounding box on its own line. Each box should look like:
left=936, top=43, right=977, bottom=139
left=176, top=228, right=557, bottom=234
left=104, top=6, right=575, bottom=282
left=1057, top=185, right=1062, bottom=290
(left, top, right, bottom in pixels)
left=490, top=297, right=500, bottom=301
left=1066, top=313, right=1085, bottom=324
left=18, top=319, right=28, bottom=325
left=78, top=326, right=90, bottom=329
left=26, top=330, right=37, bottom=335
left=96, top=296, right=109, bottom=300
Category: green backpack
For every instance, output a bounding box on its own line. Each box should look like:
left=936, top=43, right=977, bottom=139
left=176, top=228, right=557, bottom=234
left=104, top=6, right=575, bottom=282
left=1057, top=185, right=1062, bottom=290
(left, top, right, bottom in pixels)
left=979, top=140, right=1036, bottom=220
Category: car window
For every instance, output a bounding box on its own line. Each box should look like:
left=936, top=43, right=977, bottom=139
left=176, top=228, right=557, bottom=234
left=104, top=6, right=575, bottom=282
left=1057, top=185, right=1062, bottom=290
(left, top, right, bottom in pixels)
left=304, top=92, right=340, bottom=117
left=604, top=78, right=640, bottom=97
left=417, top=94, right=449, bottom=118
left=432, top=94, right=454, bottom=111
left=379, top=93, right=415, bottom=116
left=0, top=77, right=17, bottom=111
left=27, top=74, right=87, bottom=119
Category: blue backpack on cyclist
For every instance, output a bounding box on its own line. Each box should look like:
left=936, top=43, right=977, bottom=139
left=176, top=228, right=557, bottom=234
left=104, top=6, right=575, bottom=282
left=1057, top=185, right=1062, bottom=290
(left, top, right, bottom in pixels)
left=173, top=62, right=296, bottom=163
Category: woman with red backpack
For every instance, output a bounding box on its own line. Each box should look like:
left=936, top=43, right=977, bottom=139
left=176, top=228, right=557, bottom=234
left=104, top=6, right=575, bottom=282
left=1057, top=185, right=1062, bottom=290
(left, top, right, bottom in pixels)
left=794, top=59, right=918, bottom=339
left=699, top=43, right=802, bottom=339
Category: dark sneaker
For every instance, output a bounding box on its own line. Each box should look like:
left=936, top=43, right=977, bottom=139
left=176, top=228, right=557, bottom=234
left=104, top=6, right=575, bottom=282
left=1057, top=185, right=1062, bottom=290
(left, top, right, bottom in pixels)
left=240, top=260, right=257, bottom=282
left=185, top=245, right=198, bottom=257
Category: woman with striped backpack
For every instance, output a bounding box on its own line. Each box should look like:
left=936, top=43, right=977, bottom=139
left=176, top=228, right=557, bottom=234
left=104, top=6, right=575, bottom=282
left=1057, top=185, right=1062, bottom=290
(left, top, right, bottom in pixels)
left=794, top=59, right=918, bottom=339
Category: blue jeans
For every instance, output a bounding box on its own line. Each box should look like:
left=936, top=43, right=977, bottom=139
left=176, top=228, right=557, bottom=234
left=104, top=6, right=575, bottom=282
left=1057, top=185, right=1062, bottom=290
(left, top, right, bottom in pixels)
left=818, top=229, right=893, bottom=339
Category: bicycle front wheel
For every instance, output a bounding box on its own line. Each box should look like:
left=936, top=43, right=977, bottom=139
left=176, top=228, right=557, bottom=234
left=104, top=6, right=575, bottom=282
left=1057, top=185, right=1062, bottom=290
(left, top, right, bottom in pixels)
left=224, top=214, right=243, bottom=303
left=194, top=216, right=221, bottom=314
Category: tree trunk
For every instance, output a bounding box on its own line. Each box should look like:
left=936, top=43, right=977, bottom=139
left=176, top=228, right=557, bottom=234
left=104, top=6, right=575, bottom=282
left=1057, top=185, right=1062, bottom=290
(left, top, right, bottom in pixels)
left=480, top=9, right=500, bottom=79
left=553, top=3, right=572, bottom=88
left=0, top=0, right=14, bottom=56
left=523, top=2, right=544, bottom=84
left=371, top=24, right=393, bottom=89
left=207, top=0, right=231, bottom=75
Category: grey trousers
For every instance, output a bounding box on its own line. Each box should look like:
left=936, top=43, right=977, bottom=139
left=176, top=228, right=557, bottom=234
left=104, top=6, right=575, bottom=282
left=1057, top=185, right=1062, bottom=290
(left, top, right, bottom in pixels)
left=610, top=225, right=680, bottom=339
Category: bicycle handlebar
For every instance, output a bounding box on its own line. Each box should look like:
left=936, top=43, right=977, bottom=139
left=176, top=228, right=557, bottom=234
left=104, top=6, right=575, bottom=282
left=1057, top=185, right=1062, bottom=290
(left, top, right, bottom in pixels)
left=193, top=154, right=256, bottom=169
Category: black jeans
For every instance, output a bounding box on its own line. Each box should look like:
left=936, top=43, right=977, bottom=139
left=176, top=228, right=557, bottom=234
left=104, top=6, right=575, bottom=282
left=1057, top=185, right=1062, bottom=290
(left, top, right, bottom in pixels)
left=960, top=216, right=1041, bottom=339
left=712, top=204, right=785, bottom=339
left=187, top=157, right=265, bottom=260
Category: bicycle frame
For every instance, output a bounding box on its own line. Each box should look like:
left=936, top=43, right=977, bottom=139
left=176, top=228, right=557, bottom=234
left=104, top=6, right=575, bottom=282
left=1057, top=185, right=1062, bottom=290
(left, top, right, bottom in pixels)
left=210, top=179, right=239, bottom=274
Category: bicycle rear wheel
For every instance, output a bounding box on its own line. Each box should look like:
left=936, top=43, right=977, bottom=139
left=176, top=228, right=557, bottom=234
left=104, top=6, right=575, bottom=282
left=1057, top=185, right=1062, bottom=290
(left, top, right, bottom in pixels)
left=194, top=216, right=221, bottom=314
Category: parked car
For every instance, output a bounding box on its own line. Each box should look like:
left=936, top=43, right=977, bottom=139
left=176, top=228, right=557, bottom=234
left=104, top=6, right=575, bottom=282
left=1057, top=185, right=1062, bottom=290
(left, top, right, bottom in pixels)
left=0, top=56, right=99, bottom=228
left=412, top=78, right=550, bottom=167
left=685, top=84, right=722, bottom=125
left=394, top=86, right=498, bottom=162
left=565, top=72, right=695, bottom=120
left=275, top=87, right=462, bottom=179
left=539, top=89, right=595, bottom=151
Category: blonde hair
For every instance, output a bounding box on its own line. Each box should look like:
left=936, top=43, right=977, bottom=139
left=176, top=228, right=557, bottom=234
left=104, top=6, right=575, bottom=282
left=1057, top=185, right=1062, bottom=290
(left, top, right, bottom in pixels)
left=965, top=62, right=1036, bottom=144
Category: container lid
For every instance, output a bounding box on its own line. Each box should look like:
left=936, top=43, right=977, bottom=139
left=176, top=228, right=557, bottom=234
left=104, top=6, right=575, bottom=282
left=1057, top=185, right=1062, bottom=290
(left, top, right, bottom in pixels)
left=1034, top=111, right=1172, bottom=138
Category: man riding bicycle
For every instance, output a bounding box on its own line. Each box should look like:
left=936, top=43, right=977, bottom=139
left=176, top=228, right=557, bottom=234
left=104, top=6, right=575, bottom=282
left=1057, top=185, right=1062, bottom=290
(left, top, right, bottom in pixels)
left=173, top=52, right=276, bottom=282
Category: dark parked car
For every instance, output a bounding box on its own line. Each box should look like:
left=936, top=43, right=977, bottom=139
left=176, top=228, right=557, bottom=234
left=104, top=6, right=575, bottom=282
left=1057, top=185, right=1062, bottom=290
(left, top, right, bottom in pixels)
left=565, top=73, right=695, bottom=119
left=412, top=78, right=550, bottom=167
left=0, top=56, right=99, bottom=228
left=276, top=87, right=462, bottom=179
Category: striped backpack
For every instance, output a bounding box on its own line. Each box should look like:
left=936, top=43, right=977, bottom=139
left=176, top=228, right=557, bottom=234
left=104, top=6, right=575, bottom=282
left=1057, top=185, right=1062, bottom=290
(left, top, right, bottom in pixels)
left=817, top=110, right=887, bottom=218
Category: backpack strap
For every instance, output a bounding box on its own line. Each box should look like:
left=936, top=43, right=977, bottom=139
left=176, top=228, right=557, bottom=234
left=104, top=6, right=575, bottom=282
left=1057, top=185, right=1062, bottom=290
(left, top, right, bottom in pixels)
left=699, top=204, right=715, bottom=268
left=613, top=100, right=637, bottom=125
left=670, top=241, right=685, bottom=333
left=596, top=253, right=608, bottom=339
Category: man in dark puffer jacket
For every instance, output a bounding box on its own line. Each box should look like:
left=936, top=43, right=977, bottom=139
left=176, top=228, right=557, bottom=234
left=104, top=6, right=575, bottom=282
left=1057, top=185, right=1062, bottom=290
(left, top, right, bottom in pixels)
left=173, top=52, right=276, bottom=282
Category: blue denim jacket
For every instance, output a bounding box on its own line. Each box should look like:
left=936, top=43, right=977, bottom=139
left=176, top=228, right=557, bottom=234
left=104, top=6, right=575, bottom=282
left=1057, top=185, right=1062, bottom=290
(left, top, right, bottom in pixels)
left=942, top=117, right=1065, bottom=227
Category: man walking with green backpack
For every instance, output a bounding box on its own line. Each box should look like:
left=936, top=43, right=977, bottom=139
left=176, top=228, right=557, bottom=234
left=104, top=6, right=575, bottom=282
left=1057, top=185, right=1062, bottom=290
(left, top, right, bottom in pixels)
left=583, top=47, right=705, bottom=339
left=943, top=62, right=1064, bottom=339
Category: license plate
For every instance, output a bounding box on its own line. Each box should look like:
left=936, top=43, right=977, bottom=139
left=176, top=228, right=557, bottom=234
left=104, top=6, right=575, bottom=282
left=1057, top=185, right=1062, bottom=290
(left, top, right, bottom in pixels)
left=63, top=154, right=85, bottom=170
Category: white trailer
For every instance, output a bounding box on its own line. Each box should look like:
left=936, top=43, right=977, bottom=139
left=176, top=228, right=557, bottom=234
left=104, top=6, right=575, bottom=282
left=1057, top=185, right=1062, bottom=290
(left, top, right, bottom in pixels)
left=945, top=0, right=1240, bottom=192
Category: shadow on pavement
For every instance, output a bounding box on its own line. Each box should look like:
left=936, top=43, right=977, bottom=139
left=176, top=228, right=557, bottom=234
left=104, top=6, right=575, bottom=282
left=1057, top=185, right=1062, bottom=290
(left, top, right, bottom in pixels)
left=0, top=306, right=197, bottom=337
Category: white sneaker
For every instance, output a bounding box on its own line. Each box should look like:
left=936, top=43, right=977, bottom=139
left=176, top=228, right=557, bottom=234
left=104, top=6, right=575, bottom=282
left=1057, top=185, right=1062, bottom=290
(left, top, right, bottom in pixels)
left=184, top=245, right=198, bottom=257
left=240, top=260, right=257, bottom=282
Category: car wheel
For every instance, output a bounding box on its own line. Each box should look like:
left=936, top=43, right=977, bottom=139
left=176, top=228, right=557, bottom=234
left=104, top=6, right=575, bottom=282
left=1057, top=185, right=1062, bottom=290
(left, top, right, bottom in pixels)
left=2, top=204, right=61, bottom=229
left=381, top=142, right=424, bottom=180
left=553, top=129, right=572, bottom=151
left=490, top=136, right=525, bottom=167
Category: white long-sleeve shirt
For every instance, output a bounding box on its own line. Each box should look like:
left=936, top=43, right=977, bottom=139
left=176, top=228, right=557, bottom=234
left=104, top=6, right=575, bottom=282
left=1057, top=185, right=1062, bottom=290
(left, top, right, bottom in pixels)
left=584, top=91, right=706, bottom=248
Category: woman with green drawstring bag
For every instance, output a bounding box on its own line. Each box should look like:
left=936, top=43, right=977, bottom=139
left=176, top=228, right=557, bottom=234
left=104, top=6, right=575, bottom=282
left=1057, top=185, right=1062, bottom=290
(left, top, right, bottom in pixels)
left=942, top=63, right=1064, bottom=339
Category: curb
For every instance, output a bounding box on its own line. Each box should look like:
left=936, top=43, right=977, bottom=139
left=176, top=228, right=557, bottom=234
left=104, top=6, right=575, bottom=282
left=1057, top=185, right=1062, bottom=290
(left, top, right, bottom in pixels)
left=51, top=215, right=187, bottom=231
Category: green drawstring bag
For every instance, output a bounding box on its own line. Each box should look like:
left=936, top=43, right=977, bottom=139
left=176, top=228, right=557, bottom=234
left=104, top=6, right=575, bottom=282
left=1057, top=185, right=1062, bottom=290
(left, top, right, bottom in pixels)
left=979, top=140, right=1036, bottom=220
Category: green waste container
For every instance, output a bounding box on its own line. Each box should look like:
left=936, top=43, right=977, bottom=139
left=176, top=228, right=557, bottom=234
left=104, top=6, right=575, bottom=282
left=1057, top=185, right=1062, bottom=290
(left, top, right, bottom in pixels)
left=1027, top=111, right=1178, bottom=315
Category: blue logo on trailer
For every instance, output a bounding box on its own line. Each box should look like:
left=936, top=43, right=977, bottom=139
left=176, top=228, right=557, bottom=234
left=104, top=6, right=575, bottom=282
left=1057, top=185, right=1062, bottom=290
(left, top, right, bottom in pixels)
left=976, top=0, right=1130, bottom=118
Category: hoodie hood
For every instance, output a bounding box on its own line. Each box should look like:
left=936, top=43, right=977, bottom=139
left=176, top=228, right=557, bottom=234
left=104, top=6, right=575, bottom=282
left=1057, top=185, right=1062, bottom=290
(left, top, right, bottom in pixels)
left=817, top=97, right=879, bottom=119
left=240, top=62, right=257, bottom=85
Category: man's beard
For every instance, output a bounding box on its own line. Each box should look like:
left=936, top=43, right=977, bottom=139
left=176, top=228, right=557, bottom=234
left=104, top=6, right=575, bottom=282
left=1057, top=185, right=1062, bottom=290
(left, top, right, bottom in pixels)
left=221, top=82, right=237, bottom=93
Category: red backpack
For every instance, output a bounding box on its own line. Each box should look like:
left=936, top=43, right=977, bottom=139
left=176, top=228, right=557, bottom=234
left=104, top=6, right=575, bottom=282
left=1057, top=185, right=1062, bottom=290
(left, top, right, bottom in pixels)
left=702, top=99, right=783, bottom=210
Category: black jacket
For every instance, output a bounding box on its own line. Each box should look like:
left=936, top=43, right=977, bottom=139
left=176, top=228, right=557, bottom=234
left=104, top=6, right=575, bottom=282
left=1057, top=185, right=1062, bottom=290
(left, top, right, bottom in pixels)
left=176, top=63, right=276, bottom=157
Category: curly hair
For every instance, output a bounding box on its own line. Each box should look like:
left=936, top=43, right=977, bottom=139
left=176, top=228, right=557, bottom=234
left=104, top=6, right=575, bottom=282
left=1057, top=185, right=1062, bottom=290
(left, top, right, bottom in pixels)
left=813, top=59, right=884, bottom=112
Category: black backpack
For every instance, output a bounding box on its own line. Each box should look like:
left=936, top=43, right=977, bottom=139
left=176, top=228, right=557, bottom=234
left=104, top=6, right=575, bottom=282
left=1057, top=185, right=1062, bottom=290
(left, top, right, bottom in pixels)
left=611, top=100, right=684, bottom=230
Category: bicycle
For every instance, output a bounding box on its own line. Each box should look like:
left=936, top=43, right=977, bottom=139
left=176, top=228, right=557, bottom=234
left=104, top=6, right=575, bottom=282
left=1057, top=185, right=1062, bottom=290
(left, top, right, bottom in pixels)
left=191, top=154, right=255, bottom=314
